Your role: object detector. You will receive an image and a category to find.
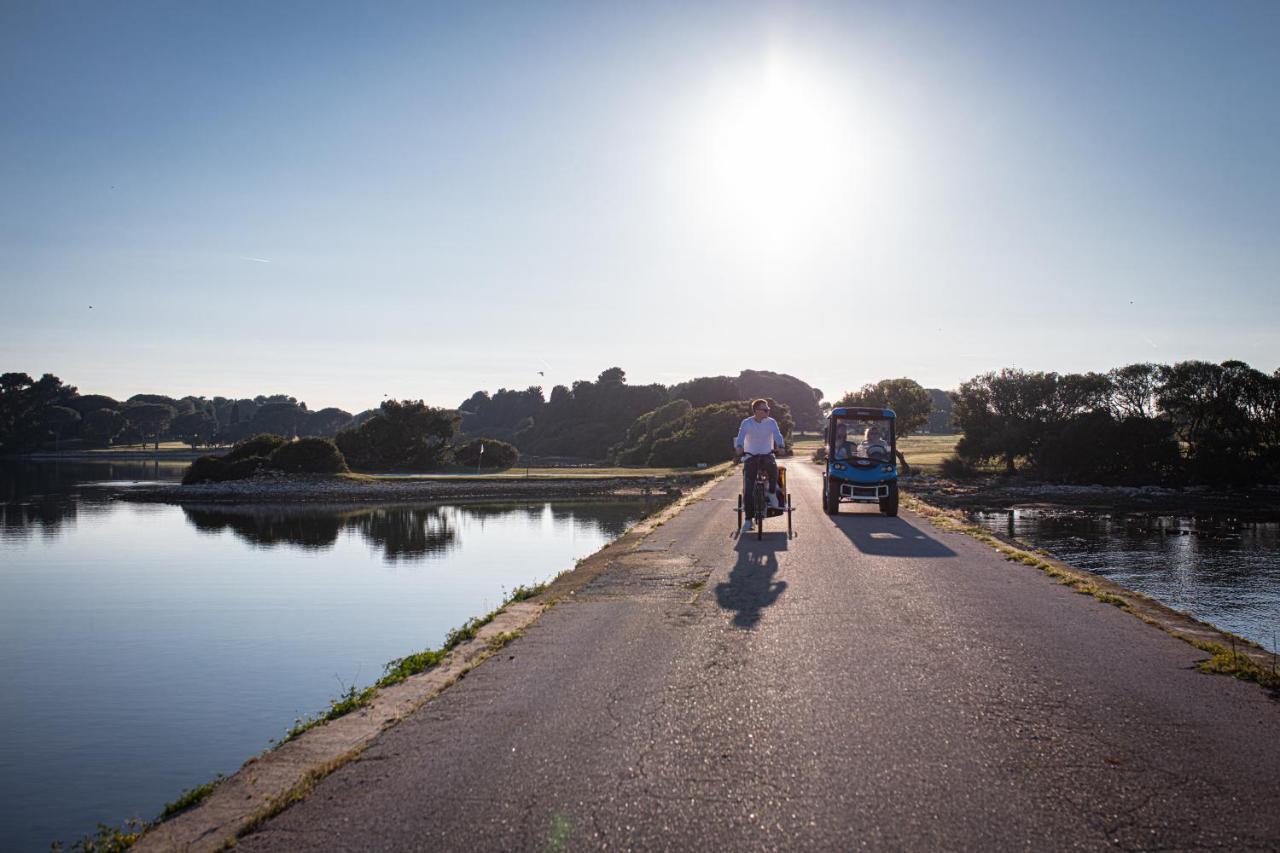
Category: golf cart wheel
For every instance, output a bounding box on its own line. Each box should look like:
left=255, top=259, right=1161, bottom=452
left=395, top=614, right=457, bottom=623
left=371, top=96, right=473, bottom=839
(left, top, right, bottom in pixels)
left=825, top=478, right=840, bottom=515
left=880, top=481, right=899, bottom=517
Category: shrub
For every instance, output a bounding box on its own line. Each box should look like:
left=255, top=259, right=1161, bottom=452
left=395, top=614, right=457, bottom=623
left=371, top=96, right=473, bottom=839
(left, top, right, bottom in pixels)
left=940, top=455, right=978, bottom=480
left=454, top=438, right=519, bottom=469
left=268, top=437, right=349, bottom=474
left=224, top=433, right=288, bottom=463
left=181, top=452, right=269, bottom=484
left=225, top=456, right=268, bottom=480
left=183, top=455, right=229, bottom=485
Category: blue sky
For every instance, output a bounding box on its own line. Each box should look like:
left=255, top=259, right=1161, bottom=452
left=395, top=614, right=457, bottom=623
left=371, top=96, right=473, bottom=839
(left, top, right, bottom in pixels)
left=3, top=1, right=1278, bottom=413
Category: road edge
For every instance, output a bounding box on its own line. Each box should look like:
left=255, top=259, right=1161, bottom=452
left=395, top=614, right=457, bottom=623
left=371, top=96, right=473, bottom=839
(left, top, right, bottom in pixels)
left=903, top=492, right=1280, bottom=690
left=133, top=469, right=733, bottom=853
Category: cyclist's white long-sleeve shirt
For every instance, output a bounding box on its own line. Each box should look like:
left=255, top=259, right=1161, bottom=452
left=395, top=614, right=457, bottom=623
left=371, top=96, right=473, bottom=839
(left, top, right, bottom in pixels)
left=734, top=416, right=786, bottom=455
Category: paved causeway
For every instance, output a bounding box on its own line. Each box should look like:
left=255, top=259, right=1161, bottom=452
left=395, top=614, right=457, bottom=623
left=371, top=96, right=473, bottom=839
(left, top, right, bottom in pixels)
left=240, top=461, right=1280, bottom=851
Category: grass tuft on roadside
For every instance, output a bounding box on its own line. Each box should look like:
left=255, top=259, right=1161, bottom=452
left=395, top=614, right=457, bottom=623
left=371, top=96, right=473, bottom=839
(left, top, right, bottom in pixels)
left=51, top=819, right=145, bottom=852
left=1189, top=639, right=1280, bottom=690
left=904, top=493, right=1280, bottom=693
left=283, top=581, right=550, bottom=741
left=158, top=775, right=224, bottom=820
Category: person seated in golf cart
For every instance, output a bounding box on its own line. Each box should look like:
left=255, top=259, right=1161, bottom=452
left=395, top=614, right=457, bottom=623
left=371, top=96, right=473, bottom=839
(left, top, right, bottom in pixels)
left=860, top=425, right=891, bottom=461
left=833, top=423, right=860, bottom=461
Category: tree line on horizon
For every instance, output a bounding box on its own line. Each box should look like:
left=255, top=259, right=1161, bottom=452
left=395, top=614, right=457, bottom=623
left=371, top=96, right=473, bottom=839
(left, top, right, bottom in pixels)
left=456, top=367, right=830, bottom=462
left=0, top=373, right=361, bottom=453
left=0, top=367, right=836, bottom=459
left=3, top=367, right=960, bottom=470
left=948, top=360, right=1280, bottom=486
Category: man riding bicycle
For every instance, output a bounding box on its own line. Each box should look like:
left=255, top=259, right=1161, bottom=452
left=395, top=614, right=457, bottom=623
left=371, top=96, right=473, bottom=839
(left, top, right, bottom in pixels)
left=734, top=398, right=786, bottom=531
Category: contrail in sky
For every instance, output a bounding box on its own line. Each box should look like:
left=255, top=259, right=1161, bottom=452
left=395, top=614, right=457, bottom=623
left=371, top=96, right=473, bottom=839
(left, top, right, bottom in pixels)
left=240, top=256, right=272, bottom=264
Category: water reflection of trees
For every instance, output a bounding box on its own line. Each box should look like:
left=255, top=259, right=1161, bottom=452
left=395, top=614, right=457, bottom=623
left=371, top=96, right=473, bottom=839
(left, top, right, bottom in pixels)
left=180, top=500, right=658, bottom=562
left=0, top=460, right=184, bottom=542
left=1, top=496, right=78, bottom=542
left=347, top=508, right=457, bottom=561
left=185, top=507, right=346, bottom=550
left=182, top=505, right=458, bottom=560
left=456, top=501, right=653, bottom=539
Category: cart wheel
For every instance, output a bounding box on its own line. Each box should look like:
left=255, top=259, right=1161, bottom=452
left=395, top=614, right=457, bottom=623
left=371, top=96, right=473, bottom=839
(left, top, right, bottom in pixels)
left=736, top=493, right=743, bottom=532
left=787, top=496, right=793, bottom=537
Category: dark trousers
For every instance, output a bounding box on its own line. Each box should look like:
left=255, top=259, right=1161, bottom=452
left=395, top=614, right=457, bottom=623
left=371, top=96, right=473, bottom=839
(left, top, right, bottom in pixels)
left=743, top=453, right=778, bottom=519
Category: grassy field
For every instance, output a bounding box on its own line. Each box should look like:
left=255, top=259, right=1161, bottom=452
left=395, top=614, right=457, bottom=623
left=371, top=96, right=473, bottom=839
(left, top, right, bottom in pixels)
left=897, top=434, right=960, bottom=474
left=791, top=433, right=960, bottom=474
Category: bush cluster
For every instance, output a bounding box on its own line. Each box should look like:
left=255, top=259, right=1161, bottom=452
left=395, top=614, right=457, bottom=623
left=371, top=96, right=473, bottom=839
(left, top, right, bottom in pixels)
left=269, top=437, right=350, bottom=474
left=182, top=434, right=348, bottom=484
left=454, top=438, right=519, bottom=469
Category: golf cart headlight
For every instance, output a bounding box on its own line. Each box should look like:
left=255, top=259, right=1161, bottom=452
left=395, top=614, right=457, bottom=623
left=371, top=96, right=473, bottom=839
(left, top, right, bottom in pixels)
left=882, top=466, right=893, bottom=473
left=833, top=462, right=846, bottom=471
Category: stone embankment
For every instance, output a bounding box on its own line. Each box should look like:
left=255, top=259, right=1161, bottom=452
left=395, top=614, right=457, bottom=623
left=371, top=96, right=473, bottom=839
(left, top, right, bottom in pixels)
left=117, top=473, right=706, bottom=505
left=907, top=474, right=1280, bottom=518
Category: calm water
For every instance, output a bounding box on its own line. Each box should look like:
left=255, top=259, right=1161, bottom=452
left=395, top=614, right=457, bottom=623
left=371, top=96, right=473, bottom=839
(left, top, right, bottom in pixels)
left=0, top=461, right=655, bottom=851
left=971, top=508, right=1280, bottom=654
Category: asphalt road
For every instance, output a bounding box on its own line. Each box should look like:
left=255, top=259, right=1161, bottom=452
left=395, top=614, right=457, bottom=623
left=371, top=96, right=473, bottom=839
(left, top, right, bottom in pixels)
left=240, top=461, right=1280, bottom=851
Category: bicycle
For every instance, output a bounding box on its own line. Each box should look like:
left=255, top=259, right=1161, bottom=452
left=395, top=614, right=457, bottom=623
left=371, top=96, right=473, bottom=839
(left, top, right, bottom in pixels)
left=735, top=451, right=794, bottom=539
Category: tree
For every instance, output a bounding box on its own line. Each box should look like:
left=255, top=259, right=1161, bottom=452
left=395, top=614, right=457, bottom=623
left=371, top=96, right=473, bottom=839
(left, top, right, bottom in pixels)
left=42, top=405, right=81, bottom=449
left=0, top=373, right=77, bottom=451
left=1108, top=363, right=1161, bottom=419
left=66, top=394, right=121, bottom=417
left=250, top=402, right=309, bottom=438
left=736, top=370, right=824, bottom=431
left=668, top=376, right=741, bottom=408
left=124, top=403, right=175, bottom=449
left=335, top=400, right=460, bottom=470
left=518, top=369, right=668, bottom=459
left=304, top=407, right=354, bottom=437
left=613, top=399, right=694, bottom=465
left=952, top=370, right=1056, bottom=474
left=170, top=411, right=218, bottom=448
left=925, top=389, right=953, bottom=433
left=1157, top=359, right=1275, bottom=482
left=836, top=379, right=932, bottom=435
left=81, top=408, right=126, bottom=447
left=645, top=399, right=794, bottom=467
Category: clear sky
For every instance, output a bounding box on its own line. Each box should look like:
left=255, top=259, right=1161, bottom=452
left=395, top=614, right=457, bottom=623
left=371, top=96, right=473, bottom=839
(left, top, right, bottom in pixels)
left=3, top=1, right=1278, bottom=413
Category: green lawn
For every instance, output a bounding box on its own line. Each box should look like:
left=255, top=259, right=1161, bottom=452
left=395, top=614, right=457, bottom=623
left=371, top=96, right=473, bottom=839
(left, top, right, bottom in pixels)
left=897, top=434, right=960, bottom=474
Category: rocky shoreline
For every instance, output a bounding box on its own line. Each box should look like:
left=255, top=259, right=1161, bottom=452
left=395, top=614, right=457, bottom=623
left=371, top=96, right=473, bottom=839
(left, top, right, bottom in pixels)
left=115, top=473, right=705, bottom=505
left=905, top=475, right=1280, bottom=519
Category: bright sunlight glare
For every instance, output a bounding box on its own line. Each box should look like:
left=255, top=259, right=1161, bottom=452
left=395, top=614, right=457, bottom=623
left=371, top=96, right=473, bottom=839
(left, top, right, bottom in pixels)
left=701, top=54, right=859, bottom=243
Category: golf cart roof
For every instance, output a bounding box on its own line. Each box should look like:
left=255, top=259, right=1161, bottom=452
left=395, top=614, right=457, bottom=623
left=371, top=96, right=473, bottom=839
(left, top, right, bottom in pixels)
left=830, top=407, right=895, bottom=420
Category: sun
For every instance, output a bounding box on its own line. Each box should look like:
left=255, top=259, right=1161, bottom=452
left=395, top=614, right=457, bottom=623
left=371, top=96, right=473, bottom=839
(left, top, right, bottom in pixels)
left=702, top=56, right=855, bottom=239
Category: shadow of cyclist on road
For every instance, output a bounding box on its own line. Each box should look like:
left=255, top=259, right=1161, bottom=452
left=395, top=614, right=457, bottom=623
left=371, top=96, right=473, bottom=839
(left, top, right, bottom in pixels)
left=715, top=536, right=788, bottom=629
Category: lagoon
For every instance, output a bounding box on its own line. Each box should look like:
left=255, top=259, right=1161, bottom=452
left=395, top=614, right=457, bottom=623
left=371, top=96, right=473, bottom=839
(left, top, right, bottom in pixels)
left=0, top=461, right=654, bottom=851
left=970, top=508, right=1280, bottom=655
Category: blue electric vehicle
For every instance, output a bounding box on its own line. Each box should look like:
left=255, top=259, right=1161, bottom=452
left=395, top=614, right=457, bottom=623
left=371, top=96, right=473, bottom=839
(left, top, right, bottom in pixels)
left=822, top=407, right=898, bottom=516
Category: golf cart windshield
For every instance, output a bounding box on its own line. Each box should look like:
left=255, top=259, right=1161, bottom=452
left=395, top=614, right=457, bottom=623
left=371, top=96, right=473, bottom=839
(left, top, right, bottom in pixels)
left=832, top=416, right=895, bottom=463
